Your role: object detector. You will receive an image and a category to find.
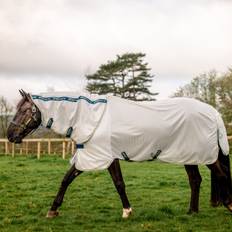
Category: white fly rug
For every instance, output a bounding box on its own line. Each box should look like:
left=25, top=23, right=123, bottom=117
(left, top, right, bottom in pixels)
left=32, top=92, right=229, bottom=171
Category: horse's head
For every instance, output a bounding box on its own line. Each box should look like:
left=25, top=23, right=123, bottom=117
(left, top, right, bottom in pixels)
left=7, top=90, right=42, bottom=144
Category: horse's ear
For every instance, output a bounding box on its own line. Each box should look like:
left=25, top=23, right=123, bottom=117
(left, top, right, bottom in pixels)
left=19, top=89, right=25, bottom=97
left=19, top=89, right=33, bottom=102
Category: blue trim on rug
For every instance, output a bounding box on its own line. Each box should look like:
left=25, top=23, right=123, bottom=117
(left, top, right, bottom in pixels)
left=31, top=95, right=107, bottom=104
left=76, top=144, right=84, bottom=149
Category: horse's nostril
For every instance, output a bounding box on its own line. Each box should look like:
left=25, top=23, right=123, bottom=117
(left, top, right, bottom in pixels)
left=7, top=125, right=16, bottom=142
left=8, top=136, right=14, bottom=143
left=7, top=132, right=14, bottom=142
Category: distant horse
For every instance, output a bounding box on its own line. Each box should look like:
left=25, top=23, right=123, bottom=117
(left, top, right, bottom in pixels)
left=7, top=90, right=232, bottom=218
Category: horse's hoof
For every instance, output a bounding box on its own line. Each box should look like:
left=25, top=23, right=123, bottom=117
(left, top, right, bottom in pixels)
left=122, top=207, right=132, bottom=218
left=226, top=203, right=232, bottom=212
left=211, top=201, right=222, bottom=207
left=187, top=209, right=198, bottom=215
left=46, top=210, right=59, bottom=218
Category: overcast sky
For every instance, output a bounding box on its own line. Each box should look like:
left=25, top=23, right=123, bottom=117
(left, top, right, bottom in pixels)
left=0, top=0, right=232, bottom=104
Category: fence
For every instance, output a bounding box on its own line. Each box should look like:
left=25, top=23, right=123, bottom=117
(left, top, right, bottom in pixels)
left=0, top=138, right=76, bottom=159
left=0, top=136, right=232, bottom=160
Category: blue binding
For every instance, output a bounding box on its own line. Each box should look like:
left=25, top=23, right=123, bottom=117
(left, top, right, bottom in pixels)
left=31, top=95, right=107, bottom=104
left=76, top=144, right=84, bottom=149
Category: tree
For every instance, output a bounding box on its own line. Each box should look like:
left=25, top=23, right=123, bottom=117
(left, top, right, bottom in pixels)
left=173, top=70, right=217, bottom=107
left=216, top=69, right=232, bottom=132
left=86, top=52, right=157, bottom=101
left=173, top=68, right=232, bottom=134
left=0, top=96, right=13, bottom=138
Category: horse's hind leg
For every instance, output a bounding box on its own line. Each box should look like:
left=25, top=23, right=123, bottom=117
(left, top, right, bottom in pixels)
left=185, top=165, right=202, bottom=214
left=47, top=164, right=82, bottom=218
left=108, top=159, right=132, bottom=218
left=218, top=151, right=232, bottom=197
left=210, top=170, right=222, bottom=207
left=207, top=160, right=232, bottom=212
left=210, top=150, right=232, bottom=207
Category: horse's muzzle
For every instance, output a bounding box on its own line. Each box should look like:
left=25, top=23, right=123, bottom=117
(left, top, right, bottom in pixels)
left=7, top=123, right=23, bottom=144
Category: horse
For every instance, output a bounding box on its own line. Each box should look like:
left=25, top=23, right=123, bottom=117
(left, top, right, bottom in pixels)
left=7, top=90, right=232, bottom=219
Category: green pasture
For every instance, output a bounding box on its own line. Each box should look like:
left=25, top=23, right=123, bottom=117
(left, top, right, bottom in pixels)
left=0, top=155, right=232, bottom=232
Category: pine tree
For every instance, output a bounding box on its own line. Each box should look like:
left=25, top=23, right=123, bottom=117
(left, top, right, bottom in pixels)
left=86, top=52, right=157, bottom=101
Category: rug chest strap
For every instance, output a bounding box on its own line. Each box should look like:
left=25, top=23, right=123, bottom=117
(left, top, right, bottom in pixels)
left=46, top=118, right=53, bottom=129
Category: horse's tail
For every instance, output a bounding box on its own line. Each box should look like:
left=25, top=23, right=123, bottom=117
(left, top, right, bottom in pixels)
left=211, top=112, right=231, bottom=206
left=211, top=149, right=232, bottom=206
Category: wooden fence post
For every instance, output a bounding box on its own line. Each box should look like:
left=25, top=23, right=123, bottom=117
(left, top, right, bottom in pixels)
left=5, top=141, right=9, bottom=155
left=25, top=141, right=28, bottom=155
left=71, top=141, right=75, bottom=154
left=12, top=143, right=15, bottom=157
left=37, top=141, right=41, bottom=159
left=62, top=141, right=66, bottom=159
left=48, top=140, right=51, bottom=155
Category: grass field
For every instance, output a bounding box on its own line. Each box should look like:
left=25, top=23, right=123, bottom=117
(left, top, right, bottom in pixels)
left=0, top=155, right=232, bottom=232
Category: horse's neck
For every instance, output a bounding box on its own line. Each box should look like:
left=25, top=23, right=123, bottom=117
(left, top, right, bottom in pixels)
left=32, top=92, right=107, bottom=144
left=31, top=97, right=76, bottom=139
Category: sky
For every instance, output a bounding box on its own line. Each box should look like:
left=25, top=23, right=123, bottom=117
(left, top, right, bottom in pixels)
left=0, top=0, right=232, bottom=105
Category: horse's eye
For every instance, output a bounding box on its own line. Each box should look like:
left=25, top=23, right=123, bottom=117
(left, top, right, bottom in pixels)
left=32, top=106, right=37, bottom=113
left=21, top=109, right=27, bottom=113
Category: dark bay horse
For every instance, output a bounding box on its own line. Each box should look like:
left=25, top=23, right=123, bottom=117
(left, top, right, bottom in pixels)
left=7, top=90, right=232, bottom=218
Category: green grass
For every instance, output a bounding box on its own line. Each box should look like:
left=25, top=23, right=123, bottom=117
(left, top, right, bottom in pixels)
left=0, top=155, right=232, bottom=232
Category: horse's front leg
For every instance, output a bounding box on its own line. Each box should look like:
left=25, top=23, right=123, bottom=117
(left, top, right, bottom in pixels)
left=108, top=159, right=132, bottom=218
left=46, top=164, right=82, bottom=218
